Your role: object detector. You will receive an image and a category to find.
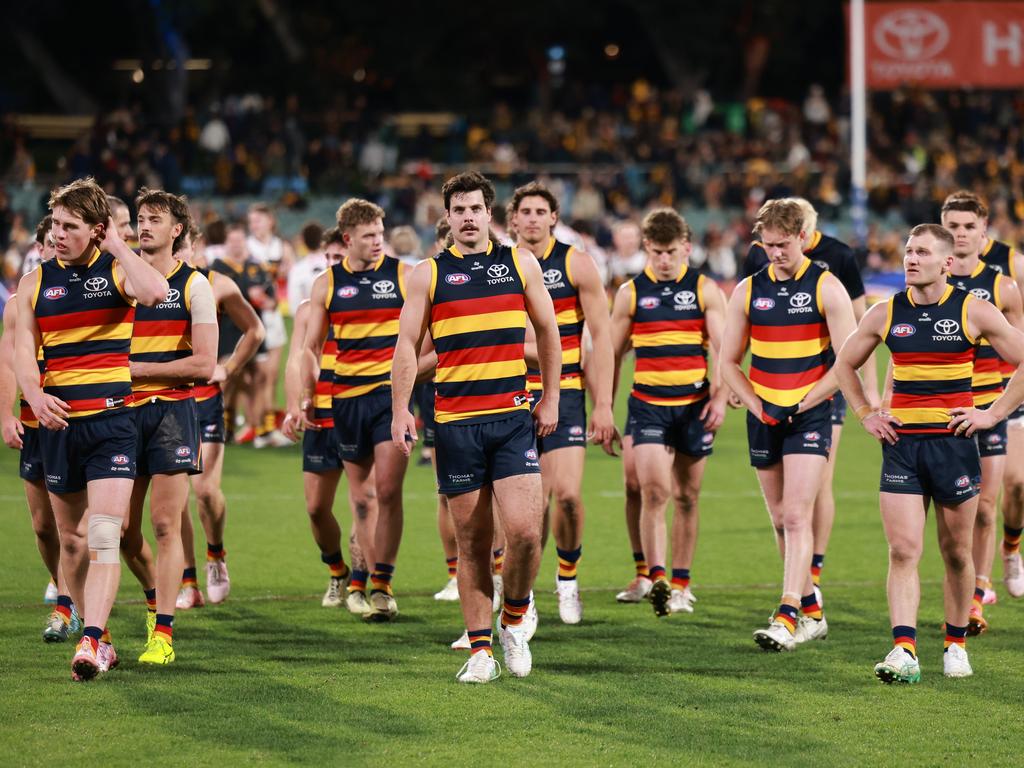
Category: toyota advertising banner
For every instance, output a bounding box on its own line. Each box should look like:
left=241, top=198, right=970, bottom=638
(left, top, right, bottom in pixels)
left=850, top=2, right=1024, bottom=88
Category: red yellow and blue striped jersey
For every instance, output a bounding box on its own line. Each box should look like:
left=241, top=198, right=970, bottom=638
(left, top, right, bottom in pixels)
left=980, top=238, right=1016, bottom=280
left=949, top=263, right=1004, bottom=407
left=429, top=241, right=532, bottom=424
left=32, top=249, right=135, bottom=419
left=18, top=351, right=45, bottom=428
left=525, top=239, right=584, bottom=393
left=746, top=259, right=833, bottom=409
left=130, top=261, right=200, bottom=402
left=193, top=268, right=221, bottom=403
left=314, top=327, right=337, bottom=428
left=628, top=264, right=709, bottom=406
left=885, top=285, right=976, bottom=434
left=326, top=255, right=404, bottom=399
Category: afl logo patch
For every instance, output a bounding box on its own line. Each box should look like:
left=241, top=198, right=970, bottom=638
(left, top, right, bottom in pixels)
left=569, top=425, right=584, bottom=436
left=702, top=432, right=715, bottom=444
left=803, top=432, right=821, bottom=441
left=446, top=273, right=471, bottom=285
left=337, top=286, right=359, bottom=299
left=524, top=448, right=538, bottom=460
left=43, top=286, right=67, bottom=300
left=111, top=454, right=130, bottom=465
left=753, top=297, right=775, bottom=310
left=175, top=446, right=191, bottom=457
left=639, top=297, right=660, bottom=310
left=955, top=475, right=971, bottom=488
left=891, top=323, right=916, bottom=337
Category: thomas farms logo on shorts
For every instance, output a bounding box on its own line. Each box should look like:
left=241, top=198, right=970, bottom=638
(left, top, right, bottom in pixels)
left=891, top=323, right=916, bottom=337
left=955, top=475, right=971, bottom=488
left=446, top=273, right=471, bottom=285
left=111, top=454, right=130, bottom=465
left=43, top=286, right=67, bottom=299
left=175, top=446, right=191, bottom=457
left=337, top=286, right=359, bottom=298
left=753, top=297, right=774, bottom=310
left=639, top=296, right=660, bottom=310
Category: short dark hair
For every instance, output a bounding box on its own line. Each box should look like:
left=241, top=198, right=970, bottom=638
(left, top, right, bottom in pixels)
left=35, top=214, right=52, bottom=246
left=642, top=208, right=691, bottom=244
left=205, top=219, right=226, bottom=246
left=225, top=220, right=247, bottom=236
left=300, top=221, right=324, bottom=251
left=49, top=177, right=110, bottom=227
left=909, top=223, right=955, bottom=252
left=248, top=202, right=273, bottom=217
left=434, top=217, right=451, bottom=244
left=321, top=226, right=345, bottom=249
left=136, top=187, right=192, bottom=252
left=509, top=181, right=559, bottom=216
left=441, top=171, right=495, bottom=211
left=941, top=190, right=988, bottom=219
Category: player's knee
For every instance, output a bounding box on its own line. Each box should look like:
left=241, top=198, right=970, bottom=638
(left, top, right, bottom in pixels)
left=674, top=489, right=699, bottom=516
left=888, top=539, right=922, bottom=566
left=151, top=514, right=179, bottom=542
left=782, top=507, right=812, bottom=531
left=554, top=488, right=582, bottom=517
left=89, top=514, right=122, bottom=564
left=30, top=511, right=58, bottom=541
left=640, top=483, right=670, bottom=509
left=975, top=503, right=997, bottom=528
left=351, top=497, right=372, bottom=521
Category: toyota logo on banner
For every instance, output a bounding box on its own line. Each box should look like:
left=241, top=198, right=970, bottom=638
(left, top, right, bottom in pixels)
left=487, top=264, right=509, bottom=279
left=874, top=9, right=949, bottom=61
left=934, top=319, right=960, bottom=336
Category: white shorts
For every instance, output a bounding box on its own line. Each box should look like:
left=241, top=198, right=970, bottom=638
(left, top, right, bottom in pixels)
left=262, top=309, right=287, bottom=350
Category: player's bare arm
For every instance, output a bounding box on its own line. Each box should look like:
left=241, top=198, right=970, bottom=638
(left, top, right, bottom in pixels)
left=0, top=298, right=24, bottom=449
left=299, top=270, right=333, bottom=428
left=391, top=259, right=433, bottom=454
left=700, top=276, right=729, bottom=432
left=605, top=282, right=635, bottom=455
left=130, top=275, right=217, bottom=384
left=720, top=277, right=763, bottom=419
left=835, top=301, right=900, bottom=444
left=213, top=275, right=265, bottom=385
left=104, top=217, right=169, bottom=307
left=13, top=271, right=68, bottom=430
left=572, top=248, right=615, bottom=443
left=520, top=250, right=561, bottom=438
left=797, top=273, right=857, bottom=413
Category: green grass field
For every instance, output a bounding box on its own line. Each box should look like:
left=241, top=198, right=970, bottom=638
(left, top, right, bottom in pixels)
left=3, top=377, right=1023, bottom=766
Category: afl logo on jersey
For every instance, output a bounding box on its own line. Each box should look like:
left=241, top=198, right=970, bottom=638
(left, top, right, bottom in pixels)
left=446, top=273, right=471, bottom=285
left=891, top=323, right=916, bottom=337
left=753, top=297, right=775, bottom=311
left=43, top=286, right=67, bottom=300
left=639, top=296, right=660, bottom=310
left=337, top=286, right=359, bottom=299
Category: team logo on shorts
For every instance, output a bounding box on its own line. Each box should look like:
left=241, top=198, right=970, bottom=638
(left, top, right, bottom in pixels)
left=337, top=286, right=359, bottom=298
left=804, top=432, right=821, bottom=442
left=43, top=286, right=67, bottom=300
left=753, top=297, right=775, bottom=310
left=176, top=446, right=192, bottom=457
left=111, top=454, right=130, bottom=465
left=891, top=323, right=916, bottom=337
left=639, top=297, right=660, bottom=310
left=446, top=273, right=471, bottom=285
left=524, top=448, right=538, bottom=460
left=955, top=475, right=971, bottom=488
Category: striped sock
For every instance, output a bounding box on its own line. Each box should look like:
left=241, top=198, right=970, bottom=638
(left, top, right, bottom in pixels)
left=348, top=569, right=368, bottom=593
left=55, top=595, right=73, bottom=624
left=800, top=591, right=823, bottom=620
left=100, top=626, right=112, bottom=644
left=811, top=553, right=825, bottom=585
left=775, top=604, right=799, bottom=634
left=467, top=628, right=493, bottom=657
left=556, top=546, right=582, bottom=581
left=370, top=563, right=394, bottom=595
left=181, top=567, right=198, bottom=589
left=492, top=548, right=504, bottom=575
left=893, top=625, right=917, bottom=658
left=144, top=588, right=157, bottom=614
left=446, top=556, right=458, bottom=578
left=1004, top=525, right=1023, bottom=554
left=83, top=626, right=103, bottom=652
left=501, top=596, right=531, bottom=628
left=321, top=550, right=348, bottom=579
left=207, top=542, right=225, bottom=561
left=154, top=613, right=173, bottom=643
left=262, top=412, right=276, bottom=434
left=670, top=568, right=690, bottom=591
left=633, top=551, right=648, bottom=578
left=648, top=565, right=667, bottom=583
left=971, top=586, right=985, bottom=614
left=944, top=623, right=967, bottom=651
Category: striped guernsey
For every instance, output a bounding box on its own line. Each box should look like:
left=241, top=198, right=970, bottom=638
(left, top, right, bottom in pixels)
left=949, top=264, right=1004, bottom=407
left=525, top=239, right=584, bottom=393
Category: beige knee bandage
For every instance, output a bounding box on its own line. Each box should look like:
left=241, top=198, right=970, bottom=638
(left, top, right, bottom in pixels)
left=88, top=514, right=122, bottom=564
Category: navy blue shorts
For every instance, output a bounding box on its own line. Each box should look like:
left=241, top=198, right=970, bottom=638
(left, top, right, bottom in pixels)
left=746, top=400, right=832, bottom=468
left=19, top=425, right=44, bottom=482
left=880, top=434, right=980, bottom=504
left=39, top=409, right=137, bottom=494
left=976, top=404, right=1008, bottom=458
left=434, top=409, right=539, bottom=495
left=627, top=395, right=714, bottom=457
left=332, top=389, right=396, bottom=463
left=414, top=382, right=436, bottom=448
left=135, top=398, right=202, bottom=476
left=537, top=389, right=587, bottom=454
left=831, top=392, right=847, bottom=426
left=303, top=425, right=343, bottom=473
left=196, top=392, right=225, bottom=444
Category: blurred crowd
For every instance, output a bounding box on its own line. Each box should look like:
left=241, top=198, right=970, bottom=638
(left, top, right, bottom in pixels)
left=4, top=82, right=1024, bottom=293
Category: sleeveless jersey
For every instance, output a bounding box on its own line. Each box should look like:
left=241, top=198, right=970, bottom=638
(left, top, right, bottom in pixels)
left=326, top=255, right=404, bottom=399
left=430, top=242, right=531, bottom=424
left=33, top=249, right=135, bottom=419
left=747, top=259, right=833, bottom=410
left=980, top=239, right=1016, bottom=280
left=885, top=285, right=976, bottom=434
left=949, top=263, right=1004, bottom=407
left=525, top=240, right=584, bottom=393
left=629, top=265, right=708, bottom=406
left=192, top=268, right=221, bottom=403
left=314, top=326, right=337, bottom=428
left=130, top=261, right=200, bottom=402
